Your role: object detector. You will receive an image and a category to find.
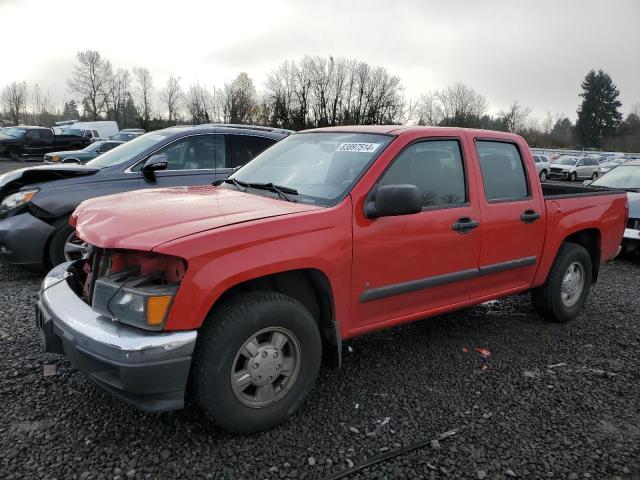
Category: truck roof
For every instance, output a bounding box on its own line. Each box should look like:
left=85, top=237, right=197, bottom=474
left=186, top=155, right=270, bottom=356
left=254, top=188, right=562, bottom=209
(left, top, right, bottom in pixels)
left=299, top=125, right=523, bottom=141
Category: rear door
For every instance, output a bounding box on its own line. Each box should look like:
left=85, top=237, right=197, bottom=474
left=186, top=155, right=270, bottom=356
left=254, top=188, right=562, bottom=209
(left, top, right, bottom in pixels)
left=469, top=136, right=546, bottom=298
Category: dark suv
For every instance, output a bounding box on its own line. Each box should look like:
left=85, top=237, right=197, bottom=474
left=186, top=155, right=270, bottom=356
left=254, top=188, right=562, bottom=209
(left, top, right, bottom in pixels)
left=0, top=124, right=292, bottom=268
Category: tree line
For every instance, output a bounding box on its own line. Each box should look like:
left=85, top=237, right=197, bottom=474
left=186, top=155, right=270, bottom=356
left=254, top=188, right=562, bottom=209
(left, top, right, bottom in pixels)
left=1, top=50, right=639, bottom=152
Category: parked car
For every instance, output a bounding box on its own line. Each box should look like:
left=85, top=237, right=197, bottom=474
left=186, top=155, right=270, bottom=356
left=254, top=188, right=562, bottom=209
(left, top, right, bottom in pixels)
left=54, top=120, right=119, bottom=140
left=599, top=159, right=624, bottom=174
left=43, top=140, right=125, bottom=164
left=532, top=154, right=551, bottom=182
left=0, top=125, right=290, bottom=268
left=585, top=160, right=640, bottom=254
left=0, top=126, right=90, bottom=160
left=36, top=126, right=627, bottom=433
left=111, top=132, right=143, bottom=142
left=549, top=156, right=601, bottom=181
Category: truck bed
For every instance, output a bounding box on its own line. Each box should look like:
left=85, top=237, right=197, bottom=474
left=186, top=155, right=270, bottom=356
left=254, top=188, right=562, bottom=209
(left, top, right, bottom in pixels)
left=541, top=183, right=625, bottom=199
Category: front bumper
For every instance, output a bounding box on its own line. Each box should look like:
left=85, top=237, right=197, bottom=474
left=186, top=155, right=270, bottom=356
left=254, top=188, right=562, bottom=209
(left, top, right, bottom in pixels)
left=36, top=262, right=198, bottom=412
left=0, top=211, right=55, bottom=267
left=548, top=170, right=570, bottom=179
left=623, top=226, right=640, bottom=253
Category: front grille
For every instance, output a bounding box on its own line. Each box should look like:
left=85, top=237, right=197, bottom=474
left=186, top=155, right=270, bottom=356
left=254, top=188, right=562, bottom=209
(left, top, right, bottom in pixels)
left=550, top=167, right=565, bottom=173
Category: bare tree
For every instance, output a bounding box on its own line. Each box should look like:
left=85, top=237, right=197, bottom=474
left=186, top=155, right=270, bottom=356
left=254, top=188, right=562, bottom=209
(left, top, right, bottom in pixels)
left=105, top=69, right=131, bottom=126
left=1, top=81, right=28, bottom=125
left=160, top=75, right=183, bottom=125
left=501, top=100, right=532, bottom=134
left=221, top=72, right=258, bottom=124
left=67, top=50, right=113, bottom=120
left=185, top=83, right=215, bottom=124
left=133, top=67, right=153, bottom=129
left=416, top=82, right=488, bottom=127
left=630, top=101, right=640, bottom=118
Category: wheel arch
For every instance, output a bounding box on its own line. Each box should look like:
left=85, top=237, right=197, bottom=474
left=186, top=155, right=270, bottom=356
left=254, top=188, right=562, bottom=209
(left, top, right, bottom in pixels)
left=207, top=268, right=342, bottom=369
left=562, top=228, right=601, bottom=282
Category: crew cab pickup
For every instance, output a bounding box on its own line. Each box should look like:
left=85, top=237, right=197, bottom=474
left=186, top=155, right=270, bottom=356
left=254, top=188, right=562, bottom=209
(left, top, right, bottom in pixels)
left=36, top=126, right=628, bottom=433
left=0, top=126, right=89, bottom=159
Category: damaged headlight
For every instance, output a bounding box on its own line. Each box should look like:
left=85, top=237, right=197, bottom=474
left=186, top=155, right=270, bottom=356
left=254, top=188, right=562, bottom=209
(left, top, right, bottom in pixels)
left=92, top=268, right=179, bottom=331
left=0, top=188, right=39, bottom=214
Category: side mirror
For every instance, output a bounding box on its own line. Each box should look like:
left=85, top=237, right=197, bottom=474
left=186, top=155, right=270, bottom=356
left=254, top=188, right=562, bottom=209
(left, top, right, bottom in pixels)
left=142, top=154, right=169, bottom=178
left=364, top=184, right=422, bottom=219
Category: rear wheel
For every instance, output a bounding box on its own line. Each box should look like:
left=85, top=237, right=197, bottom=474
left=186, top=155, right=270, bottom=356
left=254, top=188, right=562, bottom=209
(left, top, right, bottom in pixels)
left=193, top=291, right=322, bottom=434
left=531, top=242, right=592, bottom=322
left=539, top=170, right=547, bottom=182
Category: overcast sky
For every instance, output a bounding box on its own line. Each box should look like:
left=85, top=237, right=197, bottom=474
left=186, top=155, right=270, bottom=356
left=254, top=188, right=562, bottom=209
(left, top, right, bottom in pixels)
left=1, top=0, right=638, bottom=121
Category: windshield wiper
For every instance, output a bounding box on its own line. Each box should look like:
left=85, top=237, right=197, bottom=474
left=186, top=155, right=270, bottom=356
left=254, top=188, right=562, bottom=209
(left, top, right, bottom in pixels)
left=247, top=182, right=298, bottom=202
left=222, top=178, right=248, bottom=192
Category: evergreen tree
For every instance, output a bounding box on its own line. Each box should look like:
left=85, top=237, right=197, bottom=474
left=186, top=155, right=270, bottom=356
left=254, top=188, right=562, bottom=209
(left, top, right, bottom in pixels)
left=575, top=69, right=622, bottom=148
left=62, top=100, right=80, bottom=120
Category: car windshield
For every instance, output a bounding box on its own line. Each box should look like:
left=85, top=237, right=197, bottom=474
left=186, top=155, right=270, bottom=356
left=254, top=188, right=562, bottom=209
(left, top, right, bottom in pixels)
left=591, top=165, right=640, bottom=190
left=2, top=127, right=26, bottom=138
left=61, top=128, right=84, bottom=136
left=113, top=133, right=133, bottom=140
left=82, top=142, right=103, bottom=152
left=556, top=157, right=578, bottom=166
left=86, top=131, right=172, bottom=168
left=229, top=132, right=393, bottom=205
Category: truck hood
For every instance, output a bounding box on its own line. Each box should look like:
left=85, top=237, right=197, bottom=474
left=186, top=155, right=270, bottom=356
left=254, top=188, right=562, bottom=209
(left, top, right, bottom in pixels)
left=0, top=165, right=99, bottom=197
left=72, top=185, right=322, bottom=251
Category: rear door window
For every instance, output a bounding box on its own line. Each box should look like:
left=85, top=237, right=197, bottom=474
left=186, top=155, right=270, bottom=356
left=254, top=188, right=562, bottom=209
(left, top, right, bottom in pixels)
left=476, top=141, right=529, bottom=201
left=228, top=135, right=276, bottom=168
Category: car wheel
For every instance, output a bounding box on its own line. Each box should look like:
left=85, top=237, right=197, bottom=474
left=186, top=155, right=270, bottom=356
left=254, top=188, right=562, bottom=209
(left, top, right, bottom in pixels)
left=193, top=291, right=322, bottom=434
left=539, top=170, right=547, bottom=182
left=570, top=172, right=577, bottom=182
left=531, top=242, right=592, bottom=323
left=591, top=172, right=598, bottom=180
left=47, top=218, right=92, bottom=267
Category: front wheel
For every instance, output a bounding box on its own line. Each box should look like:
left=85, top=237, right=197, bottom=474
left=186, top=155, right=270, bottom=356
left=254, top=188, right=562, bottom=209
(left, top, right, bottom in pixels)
left=193, top=291, right=322, bottom=434
left=591, top=172, right=598, bottom=180
left=531, top=242, right=592, bottom=322
left=539, top=170, right=547, bottom=182
left=570, top=172, right=577, bottom=182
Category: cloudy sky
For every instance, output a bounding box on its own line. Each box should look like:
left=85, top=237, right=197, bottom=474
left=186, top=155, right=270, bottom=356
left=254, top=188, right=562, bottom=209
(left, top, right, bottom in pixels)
left=1, top=0, right=638, bottom=121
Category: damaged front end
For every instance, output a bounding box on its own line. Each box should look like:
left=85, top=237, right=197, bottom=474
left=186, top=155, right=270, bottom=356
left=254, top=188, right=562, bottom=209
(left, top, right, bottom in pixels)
left=69, top=245, right=187, bottom=331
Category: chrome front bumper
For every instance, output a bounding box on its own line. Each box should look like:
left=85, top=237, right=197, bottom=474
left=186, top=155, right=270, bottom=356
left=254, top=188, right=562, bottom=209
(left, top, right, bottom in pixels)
left=36, top=262, right=198, bottom=412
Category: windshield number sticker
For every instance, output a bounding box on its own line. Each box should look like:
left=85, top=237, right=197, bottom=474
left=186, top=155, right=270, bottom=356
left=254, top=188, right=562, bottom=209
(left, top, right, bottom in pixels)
left=336, top=142, right=380, bottom=153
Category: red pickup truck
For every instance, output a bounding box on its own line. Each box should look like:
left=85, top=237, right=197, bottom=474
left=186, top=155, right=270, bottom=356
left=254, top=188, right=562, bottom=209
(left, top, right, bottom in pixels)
left=36, top=126, right=628, bottom=433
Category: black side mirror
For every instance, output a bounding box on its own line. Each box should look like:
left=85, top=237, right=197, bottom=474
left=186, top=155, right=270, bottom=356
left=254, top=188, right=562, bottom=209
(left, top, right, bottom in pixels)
left=142, top=154, right=169, bottom=179
left=364, top=184, right=423, bottom=219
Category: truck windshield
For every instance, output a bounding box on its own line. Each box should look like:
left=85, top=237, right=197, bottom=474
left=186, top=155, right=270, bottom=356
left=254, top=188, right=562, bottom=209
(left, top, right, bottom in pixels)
left=86, top=132, right=172, bottom=168
left=590, top=165, right=640, bottom=190
left=2, top=127, right=26, bottom=138
left=229, top=132, right=393, bottom=205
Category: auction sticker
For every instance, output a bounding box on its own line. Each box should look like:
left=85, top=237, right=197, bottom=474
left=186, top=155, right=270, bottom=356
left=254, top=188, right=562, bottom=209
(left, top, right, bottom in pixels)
left=336, top=142, right=380, bottom=153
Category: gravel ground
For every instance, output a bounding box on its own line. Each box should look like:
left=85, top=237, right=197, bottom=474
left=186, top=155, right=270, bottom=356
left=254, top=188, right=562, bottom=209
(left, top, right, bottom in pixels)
left=0, top=159, right=639, bottom=479
left=1, top=258, right=639, bottom=480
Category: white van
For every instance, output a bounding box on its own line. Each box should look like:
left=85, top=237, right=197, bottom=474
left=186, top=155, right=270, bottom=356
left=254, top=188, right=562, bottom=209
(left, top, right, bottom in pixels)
left=53, top=120, right=119, bottom=140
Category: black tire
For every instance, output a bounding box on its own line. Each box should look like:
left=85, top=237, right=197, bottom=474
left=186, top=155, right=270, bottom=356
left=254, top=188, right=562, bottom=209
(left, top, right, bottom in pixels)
left=539, top=170, right=547, bottom=182
left=570, top=172, right=577, bottom=182
left=591, top=172, right=598, bottom=180
left=193, top=291, right=322, bottom=434
left=531, top=242, right=592, bottom=323
left=47, top=217, right=75, bottom=267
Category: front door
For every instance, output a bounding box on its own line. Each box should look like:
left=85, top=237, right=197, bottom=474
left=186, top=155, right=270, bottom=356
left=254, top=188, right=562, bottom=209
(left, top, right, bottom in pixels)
left=351, top=138, right=482, bottom=332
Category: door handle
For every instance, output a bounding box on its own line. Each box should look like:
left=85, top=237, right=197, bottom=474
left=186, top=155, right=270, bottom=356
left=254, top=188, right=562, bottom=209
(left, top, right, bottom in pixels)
left=452, top=217, right=479, bottom=233
left=520, top=210, right=540, bottom=223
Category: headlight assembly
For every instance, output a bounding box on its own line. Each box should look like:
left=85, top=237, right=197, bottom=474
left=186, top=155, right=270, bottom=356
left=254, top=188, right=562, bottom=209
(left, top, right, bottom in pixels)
left=92, top=268, right=179, bottom=331
left=0, top=189, right=39, bottom=214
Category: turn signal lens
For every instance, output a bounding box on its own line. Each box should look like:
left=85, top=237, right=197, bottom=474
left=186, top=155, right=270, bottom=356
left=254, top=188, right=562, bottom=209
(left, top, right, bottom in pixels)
left=146, top=296, right=174, bottom=326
